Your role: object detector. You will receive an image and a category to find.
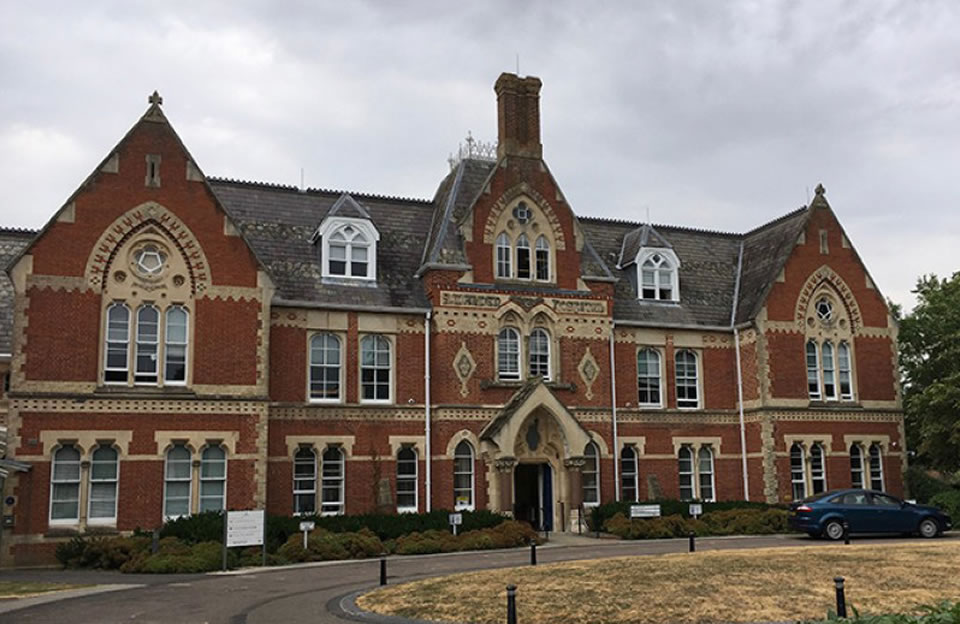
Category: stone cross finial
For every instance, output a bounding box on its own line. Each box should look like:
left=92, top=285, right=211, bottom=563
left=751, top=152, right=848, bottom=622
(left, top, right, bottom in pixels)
left=149, top=91, right=163, bottom=106
left=815, top=183, right=826, bottom=197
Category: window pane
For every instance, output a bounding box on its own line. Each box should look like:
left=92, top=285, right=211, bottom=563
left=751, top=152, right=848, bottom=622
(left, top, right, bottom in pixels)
left=675, top=350, right=699, bottom=408
left=498, top=328, right=520, bottom=380
left=637, top=349, right=661, bottom=405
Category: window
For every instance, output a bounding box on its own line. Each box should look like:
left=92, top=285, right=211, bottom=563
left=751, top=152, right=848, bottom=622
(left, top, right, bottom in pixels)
left=790, top=443, right=806, bottom=501
left=806, top=340, right=821, bottom=400
left=677, top=446, right=694, bottom=501
left=360, top=335, right=391, bottom=402
left=850, top=444, right=864, bottom=489
left=498, top=327, right=521, bottom=381
left=815, top=298, right=833, bottom=321
left=327, top=225, right=371, bottom=278
left=396, top=447, right=418, bottom=512
left=637, top=348, right=661, bottom=406
left=621, top=446, right=638, bottom=502
left=582, top=443, right=600, bottom=505
left=104, top=303, right=130, bottom=383
left=321, top=447, right=345, bottom=515
left=698, top=447, right=715, bottom=502
left=822, top=342, right=836, bottom=400
left=869, top=443, right=884, bottom=491
left=496, top=233, right=512, bottom=278
left=293, top=447, right=317, bottom=515
left=199, top=446, right=226, bottom=512
left=516, top=234, right=531, bottom=280
left=164, top=306, right=188, bottom=384
left=164, top=444, right=191, bottom=519
left=675, top=350, right=699, bottom=408
left=528, top=328, right=551, bottom=380
left=535, top=236, right=550, bottom=281
left=88, top=446, right=118, bottom=523
left=807, top=338, right=854, bottom=402
left=135, top=304, right=160, bottom=384
left=310, top=333, right=341, bottom=401
left=640, top=253, right=675, bottom=300
left=837, top=342, right=853, bottom=399
left=453, top=441, right=474, bottom=510
left=50, top=445, right=81, bottom=523
left=810, top=443, right=827, bottom=495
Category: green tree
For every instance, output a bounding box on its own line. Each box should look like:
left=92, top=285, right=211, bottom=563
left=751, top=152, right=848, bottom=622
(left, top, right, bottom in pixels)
left=899, top=273, right=960, bottom=472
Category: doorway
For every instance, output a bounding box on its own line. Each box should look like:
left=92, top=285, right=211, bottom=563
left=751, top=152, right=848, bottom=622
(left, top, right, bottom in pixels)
left=514, top=463, right=553, bottom=531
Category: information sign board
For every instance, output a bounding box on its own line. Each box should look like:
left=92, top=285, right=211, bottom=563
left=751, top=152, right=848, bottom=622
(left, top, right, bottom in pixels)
left=630, top=504, right=661, bottom=518
left=226, top=510, right=265, bottom=548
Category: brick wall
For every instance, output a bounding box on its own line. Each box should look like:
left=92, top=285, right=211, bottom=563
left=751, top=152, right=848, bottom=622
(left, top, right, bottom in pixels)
left=193, top=297, right=261, bottom=386
left=23, top=287, right=100, bottom=381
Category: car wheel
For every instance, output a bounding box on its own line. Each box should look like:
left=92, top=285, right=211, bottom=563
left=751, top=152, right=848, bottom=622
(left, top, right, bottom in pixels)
left=824, top=520, right=844, bottom=541
left=919, top=518, right=940, bottom=539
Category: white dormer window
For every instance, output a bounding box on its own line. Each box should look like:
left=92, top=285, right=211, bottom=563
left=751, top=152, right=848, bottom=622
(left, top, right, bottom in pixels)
left=637, top=250, right=680, bottom=301
left=314, top=217, right=379, bottom=281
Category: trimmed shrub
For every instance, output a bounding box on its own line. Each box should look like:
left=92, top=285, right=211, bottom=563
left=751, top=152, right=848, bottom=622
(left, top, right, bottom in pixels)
left=391, top=520, right=539, bottom=555
left=906, top=466, right=958, bottom=504
left=275, top=528, right=385, bottom=563
left=603, top=508, right=791, bottom=540
left=929, top=490, right=960, bottom=521
left=589, top=499, right=779, bottom=531
left=55, top=535, right=152, bottom=570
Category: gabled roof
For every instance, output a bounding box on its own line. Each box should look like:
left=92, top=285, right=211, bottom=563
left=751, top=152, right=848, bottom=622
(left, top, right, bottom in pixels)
left=0, top=228, right=36, bottom=354
left=326, top=193, right=372, bottom=220
left=618, top=223, right=674, bottom=268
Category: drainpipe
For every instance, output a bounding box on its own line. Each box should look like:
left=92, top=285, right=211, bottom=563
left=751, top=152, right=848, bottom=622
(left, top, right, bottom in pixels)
left=609, top=320, right=619, bottom=502
left=730, top=242, right=750, bottom=501
left=425, top=311, right=432, bottom=512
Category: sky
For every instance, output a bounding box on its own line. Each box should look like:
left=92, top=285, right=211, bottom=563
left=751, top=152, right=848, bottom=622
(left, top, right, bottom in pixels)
left=1, top=0, right=958, bottom=311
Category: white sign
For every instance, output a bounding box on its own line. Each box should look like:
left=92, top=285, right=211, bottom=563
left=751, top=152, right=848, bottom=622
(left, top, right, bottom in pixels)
left=449, top=513, right=463, bottom=526
left=630, top=504, right=661, bottom=518
left=689, top=503, right=703, bottom=518
left=299, top=520, right=316, bottom=532
left=226, top=510, right=265, bottom=548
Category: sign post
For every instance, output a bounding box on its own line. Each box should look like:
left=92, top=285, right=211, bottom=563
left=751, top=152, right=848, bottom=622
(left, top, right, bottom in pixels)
left=688, top=503, right=703, bottom=519
left=449, top=512, right=462, bottom=536
left=299, top=520, right=315, bottom=550
left=223, top=509, right=266, bottom=571
left=629, top=504, right=661, bottom=519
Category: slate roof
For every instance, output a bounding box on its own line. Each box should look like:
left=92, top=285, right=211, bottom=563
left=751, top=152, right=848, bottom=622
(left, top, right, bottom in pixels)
left=421, top=159, right=496, bottom=269
left=618, top=223, right=674, bottom=267
left=0, top=229, right=34, bottom=354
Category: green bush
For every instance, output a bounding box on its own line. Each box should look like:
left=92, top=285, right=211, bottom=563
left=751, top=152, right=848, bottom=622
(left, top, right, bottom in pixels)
left=307, top=509, right=507, bottom=540
left=905, top=466, right=958, bottom=504
left=160, top=511, right=224, bottom=544
left=589, top=499, right=779, bottom=531
left=603, top=508, right=791, bottom=540
left=807, top=600, right=960, bottom=624
left=137, top=541, right=225, bottom=574
left=274, top=528, right=385, bottom=563
left=929, top=490, right=960, bottom=520
left=390, top=520, right=539, bottom=555
left=55, top=535, right=152, bottom=569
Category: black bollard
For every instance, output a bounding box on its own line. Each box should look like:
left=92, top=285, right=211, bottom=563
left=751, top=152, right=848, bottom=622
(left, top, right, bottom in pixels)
left=834, top=576, right=847, bottom=618
left=506, top=585, right=517, bottom=624
left=842, top=520, right=851, bottom=545
left=688, top=531, right=696, bottom=553
left=530, top=541, right=537, bottom=566
left=152, top=528, right=159, bottom=554
left=379, top=557, right=387, bottom=586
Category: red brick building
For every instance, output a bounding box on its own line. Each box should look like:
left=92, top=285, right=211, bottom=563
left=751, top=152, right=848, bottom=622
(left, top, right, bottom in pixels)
left=0, top=75, right=904, bottom=566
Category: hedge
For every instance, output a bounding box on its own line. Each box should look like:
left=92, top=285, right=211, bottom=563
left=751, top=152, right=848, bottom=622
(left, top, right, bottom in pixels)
left=603, top=508, right=791, bottom=539
left=807, top=601, right=960, bottom=624
left=904, top=466, right=959, bottom=504
left=588, top=499, right=780, bottom=532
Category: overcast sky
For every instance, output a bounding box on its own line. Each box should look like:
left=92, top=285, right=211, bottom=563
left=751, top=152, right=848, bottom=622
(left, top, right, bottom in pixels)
left=1, top=0, right=957, bottom=311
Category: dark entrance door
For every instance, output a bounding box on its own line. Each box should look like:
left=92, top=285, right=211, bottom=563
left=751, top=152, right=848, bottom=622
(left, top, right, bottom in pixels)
left=514, top=463, right=553, bottom=531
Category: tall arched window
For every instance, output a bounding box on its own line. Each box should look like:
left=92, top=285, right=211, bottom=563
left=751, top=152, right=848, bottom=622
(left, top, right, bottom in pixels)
left=810, top=443, right=827, bottom=494
left=698, top=447, right=715, bottom=502
left=164, top=444, right=191, bottom=519
left=327, top=225, right=371, bottom=278
left=310, top=333, right=341, bottom=401
left=135, top=304, right=160, bottom=384
left=199, top=446, right=227, bottom=512
left=535, top=236, right=550, bottom=281
left=850, top=444, right=864, bottom=488
left=677, top=446, right=694, bottom=501
left=621, top=446, right=638, bottom=502
left=637, top=348, right=661, bottom=406
left=498, top=327, right=521, bottom=381
left=496, top=233, right=512, bottom=278
left=869, top=443, right=884, bottom=491
left=321, top=446, right=345, bottom=515
left=790, top=443, right=806, bottom=501
left=453, top=440, right=474, bottom=510
left=806, top=340, right=821, bottom=400
left=293, top=447, right=317, bottom=515
left=89, top=446, right=118, bottom=523
left=582, top=442, right=600, bottom=505
left=528, top=328, right=551, bottom=380
left=396, top=447, right=418, bottom=513
left=640, top=253, right=674, bottom=300
left=516, top=234, right=531, bottom=280
left=837, top=342, right=853, bottom=399
left=164, top=306, right=188, bottom=385
left=675, top=350, right=699, bottom=408
left=360, top=335, right=391, bottom=402
left=821, top=341, right=836, bottom=400
left=50, top=445, right=81, bottom=523
left=104, top=303, right=130, bottom=383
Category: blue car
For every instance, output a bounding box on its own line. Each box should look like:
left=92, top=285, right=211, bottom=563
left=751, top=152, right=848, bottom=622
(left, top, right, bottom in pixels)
left=788, top=489, right=952, bottom=540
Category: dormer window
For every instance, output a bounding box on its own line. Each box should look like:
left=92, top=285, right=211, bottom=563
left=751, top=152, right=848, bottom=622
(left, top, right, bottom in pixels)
left=312, top=194, right=379, bottom=282
left=327, top=225, right=369, bottom=277
left=638, top=251, right=679, bottom=301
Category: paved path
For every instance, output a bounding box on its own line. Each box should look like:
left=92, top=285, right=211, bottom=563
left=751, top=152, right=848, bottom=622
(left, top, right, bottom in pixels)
left=3, top=533, right=955, bottom=624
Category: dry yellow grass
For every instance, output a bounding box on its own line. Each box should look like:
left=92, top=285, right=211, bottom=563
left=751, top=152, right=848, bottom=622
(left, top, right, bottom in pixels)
left=358, top=541, right=960, bottom=623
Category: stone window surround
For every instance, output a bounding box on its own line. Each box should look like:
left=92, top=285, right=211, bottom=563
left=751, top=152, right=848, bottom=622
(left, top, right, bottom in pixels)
left=316, top=216, right=380, bottom=281
left=635, top=247, right=681, bottom=303
left=307, top=331, right=346, bottom=404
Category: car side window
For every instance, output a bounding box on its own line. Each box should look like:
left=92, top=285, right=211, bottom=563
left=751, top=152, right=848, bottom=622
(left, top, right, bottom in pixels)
left=829, top=495, right=844, bottom=503
left=842, top=492, right=869, bottom=505
left=872, top=493, right=900, bottom=507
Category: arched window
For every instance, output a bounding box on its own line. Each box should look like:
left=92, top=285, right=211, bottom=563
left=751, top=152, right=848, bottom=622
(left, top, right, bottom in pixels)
left=621, top=446, right=638, bottom=502
left=535, top=236, right=550, bottom=281
left=50, top=445, right=81, bottom=523
left=869, top=443, right=884, bottom=491
left=810, top=443, right=827, bottom=494
left=675, top=350, right=699, bottom=408
left=850, top=444, right=864, bottom=488
left=677, top=446, right=694, bottom=501
left=396, top=447, right=418, bottom=513
left=837, top=342, right=853, bottom=399
left=164, top=444, right=191, bottom=519
left=293, top=447, right=317, bottom=515
left=498, top=327, right=521, bottom=381
left=698, top=447, right=715, bottom=502
left=453, top=440, right=474, bottom=510
left=516, top=234, right=531, bottom=280
left=582, top=443, right=600, bottom=505
left=637, top=348, right=661, bottom=406
left=528, top=328, right=551, bottom=380
left=360, top=335, right=391, bottom=402
left=790, top=443, right=806, bottom=501
left=321, top=446, right=345, bottom=515
left=496, top=233, right=512, bottom=278
left=164, top=306, right=188, bottom=385
left=640, top=253, right=675, bottom=300
left=310, top=333, right=341, bottom=401
left=199, top=446, right=227, bottom=512
left=104, top=303, right=130, bottom=384
left=135, top=304, right=160, bottom=384
left=89, top=446, right=118, bottom=523
left=821, top=341, right=836, bottom=400
left=327, top=225, right=371, bottom=278
left=806, top=340, right=821, bottom=400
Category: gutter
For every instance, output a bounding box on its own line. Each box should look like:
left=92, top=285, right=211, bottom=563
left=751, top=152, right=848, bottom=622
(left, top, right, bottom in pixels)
left=424, top=311, right=432, bottom=512
left=272, top=299, right=430, bottom=315
left=613, top=319, right=753, bottom=332
left=609, top=321, right=619, bottom=502
left=730, top=241, right=750, bottom=501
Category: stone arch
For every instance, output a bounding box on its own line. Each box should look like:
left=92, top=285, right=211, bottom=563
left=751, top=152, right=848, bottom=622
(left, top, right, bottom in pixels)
left=794, top=265, right=863, bottom=333
left=482, top=184, right=566, bottom=251
left=445, top=429, right=481, bottom=458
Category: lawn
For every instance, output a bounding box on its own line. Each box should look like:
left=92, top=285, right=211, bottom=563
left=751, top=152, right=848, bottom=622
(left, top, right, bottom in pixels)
left=0, top=581, right=91, bottom=600
left=358, top=541, right=960, bottom=623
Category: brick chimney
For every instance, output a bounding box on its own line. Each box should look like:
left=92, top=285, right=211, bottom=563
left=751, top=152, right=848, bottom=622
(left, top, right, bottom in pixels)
left=495, top=73, right=543, bottom=160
